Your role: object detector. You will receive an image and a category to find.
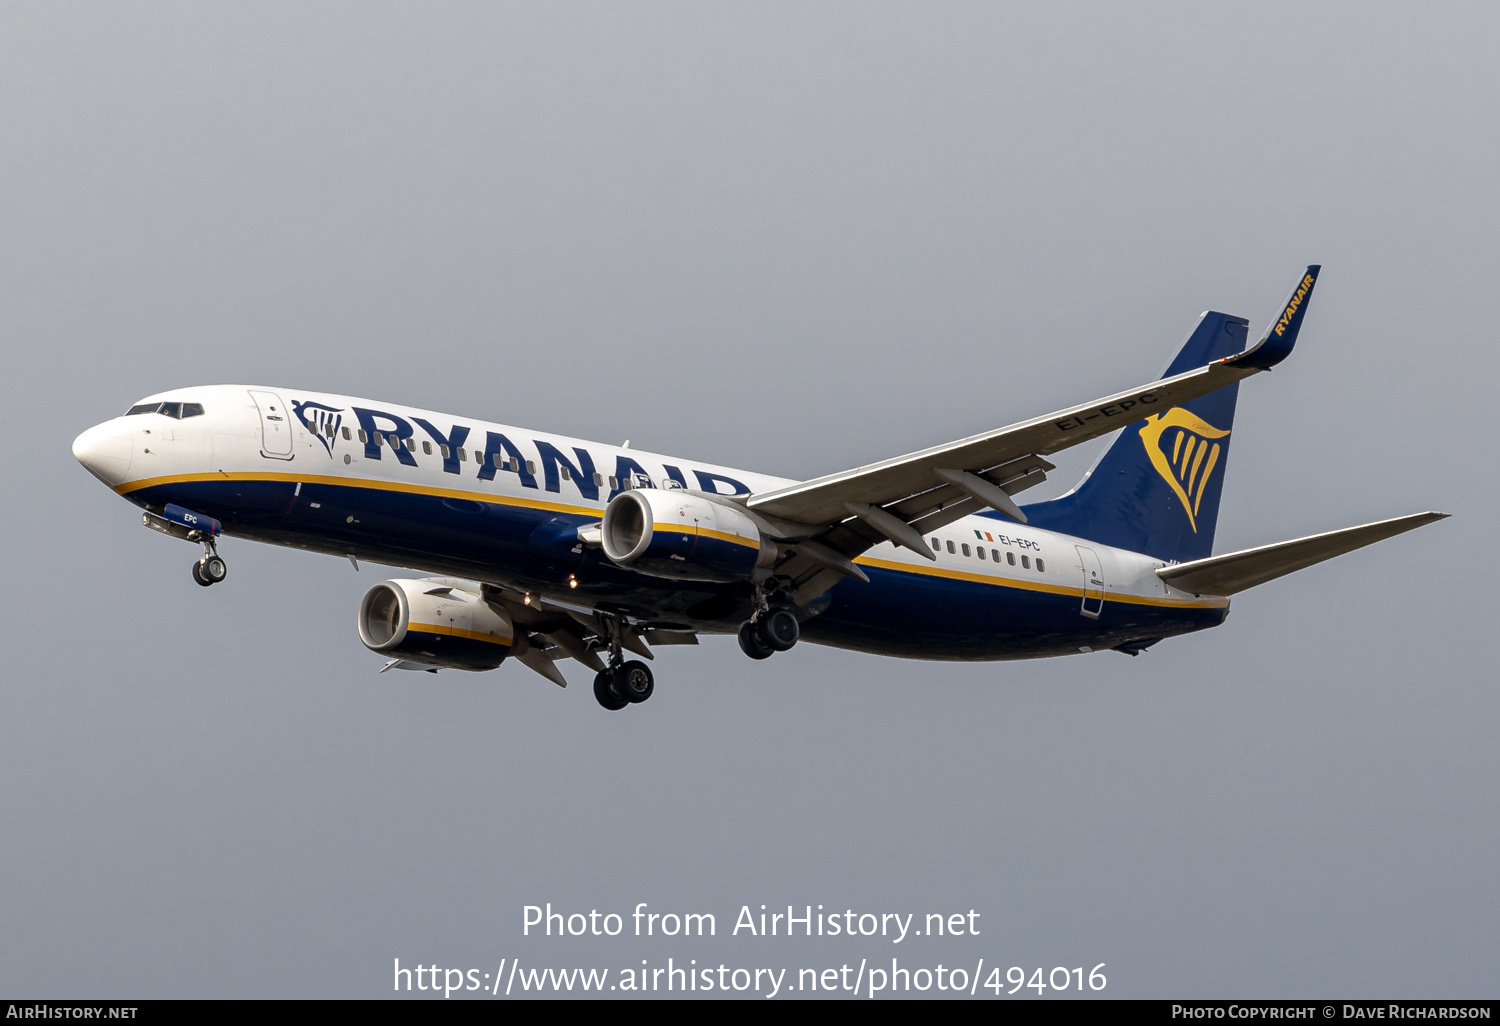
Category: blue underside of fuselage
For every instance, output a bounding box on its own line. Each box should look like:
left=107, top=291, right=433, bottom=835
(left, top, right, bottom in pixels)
left=124, top=479, right=1226, bottom=660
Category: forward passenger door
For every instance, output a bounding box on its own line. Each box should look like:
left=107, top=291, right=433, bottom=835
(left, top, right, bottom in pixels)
left=249, top=390, right=294, bottom=459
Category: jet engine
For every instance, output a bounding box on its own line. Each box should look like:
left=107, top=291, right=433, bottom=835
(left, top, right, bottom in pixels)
left=601, top=488, right=775, bottom=582
left=357, top=578, right=514, bottom=671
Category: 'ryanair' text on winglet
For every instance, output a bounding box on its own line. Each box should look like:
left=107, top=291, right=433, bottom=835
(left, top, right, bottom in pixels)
left=1221, top=264, right=1321, bottom=371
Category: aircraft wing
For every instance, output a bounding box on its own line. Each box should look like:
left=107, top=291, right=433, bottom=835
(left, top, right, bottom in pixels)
left=747, top=268, right=1321, bottom=605
left=756, top=268, right=1320, bottom=528
left=749, top=267, right=1318, bottom=533
left=1155, top=511, right=1449, bottom=596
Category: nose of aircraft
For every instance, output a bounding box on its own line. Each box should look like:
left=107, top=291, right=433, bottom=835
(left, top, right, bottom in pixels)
left=72, top=420, right=133, bottom=488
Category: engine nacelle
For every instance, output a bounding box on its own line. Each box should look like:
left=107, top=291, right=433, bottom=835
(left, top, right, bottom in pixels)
left=357, top=578, right=514, bottom=671
left=601, top=488, right=775, bottom=582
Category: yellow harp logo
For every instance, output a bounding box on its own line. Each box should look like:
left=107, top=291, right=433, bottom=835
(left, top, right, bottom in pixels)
left=1139, top=408, right=1231, bottom=533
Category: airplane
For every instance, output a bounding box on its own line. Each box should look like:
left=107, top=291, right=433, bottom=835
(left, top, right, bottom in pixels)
left=71, top=266, right=1446, bottom=710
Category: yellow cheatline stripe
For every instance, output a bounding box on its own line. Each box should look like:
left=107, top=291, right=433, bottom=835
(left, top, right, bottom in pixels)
left=651, top=524, right=761, bottom=549
left=852, top=556, right=1229, bottom=610
left=114, top=470, right=602, bottom=518
left=408, top=622, right=514, bottom=646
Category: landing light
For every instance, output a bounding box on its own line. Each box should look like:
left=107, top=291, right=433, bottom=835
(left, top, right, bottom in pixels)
left=568, top=577, right=578, bottom=589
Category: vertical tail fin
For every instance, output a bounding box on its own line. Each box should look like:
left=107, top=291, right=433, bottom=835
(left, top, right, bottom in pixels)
left=1020, top=311, right=1250, bottom=562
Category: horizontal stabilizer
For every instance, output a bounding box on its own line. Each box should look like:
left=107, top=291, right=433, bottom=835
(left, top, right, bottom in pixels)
left=1156, top=511, right=1449, bottom=596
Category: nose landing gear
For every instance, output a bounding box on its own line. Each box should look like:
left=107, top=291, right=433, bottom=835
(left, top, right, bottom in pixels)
left=143, top=505, right=230, bottom=588
left=192, top=552, right=228, bottom=587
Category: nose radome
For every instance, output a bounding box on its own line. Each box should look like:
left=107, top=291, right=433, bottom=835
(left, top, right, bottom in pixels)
left=72, top=421, right=133, bottom=488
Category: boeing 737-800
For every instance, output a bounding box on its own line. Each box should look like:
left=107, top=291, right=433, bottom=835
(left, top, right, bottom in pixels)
left=71, top=267, right=1445, bottom=709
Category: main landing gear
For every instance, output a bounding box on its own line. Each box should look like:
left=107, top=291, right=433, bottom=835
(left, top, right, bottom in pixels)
left=592, top=615, right=655, bottom=711
left=737, top=607, right=800, bottom=660
left=593, top=660, right=654, bottom=711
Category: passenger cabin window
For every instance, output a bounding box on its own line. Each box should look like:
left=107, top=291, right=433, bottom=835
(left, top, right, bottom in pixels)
left=1036, top=558, right=1045, bottom=572
left=526, top=460, right=537, bottom=475
left=439, top=444, right=450, bottom=459
left=422, top=441, right=432, bottom=455
left=358, top=429, right=368, bottom=443
left=1007, top=552, right=1016, bottom=565
left=593, top=472, right=605, bottom=487
left=342, top=427, right=352, bottom=441
left=1021, top=555, right=1030, bottom=569
left=946, top=540, right=955, bottom=554
left=459, top=448, right=468, bottom=462
left=961, top=543, right=971, bottom=557
left=978, top=547, right=986, bottom=560
left=991, top=549, right=1000, bottom=561
left=560, top=465, right=571, bottom=481
left=930, top=538, right=940, bottom=550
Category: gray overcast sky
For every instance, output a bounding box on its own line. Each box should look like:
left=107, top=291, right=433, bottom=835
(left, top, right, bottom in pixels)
left=1, top=1, right=1496, bottom=999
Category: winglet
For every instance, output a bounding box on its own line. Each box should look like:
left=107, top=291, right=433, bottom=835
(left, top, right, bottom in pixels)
left=1225, top=265, right=1321, bottom=371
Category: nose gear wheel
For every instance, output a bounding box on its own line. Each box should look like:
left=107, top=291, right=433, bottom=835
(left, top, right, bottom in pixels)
left=192, top=554, right=227, bottom=587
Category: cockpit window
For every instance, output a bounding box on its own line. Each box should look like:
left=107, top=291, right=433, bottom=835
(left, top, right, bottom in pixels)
left=124, top=401, right=205, bottom=419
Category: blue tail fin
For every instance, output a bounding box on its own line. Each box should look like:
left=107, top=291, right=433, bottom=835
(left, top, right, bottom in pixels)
left=1020, top=312, right=1250, bottom=562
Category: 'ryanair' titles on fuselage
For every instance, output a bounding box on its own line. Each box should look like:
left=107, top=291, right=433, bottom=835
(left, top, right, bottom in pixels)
left=291, top=399, right=753, bottom=504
